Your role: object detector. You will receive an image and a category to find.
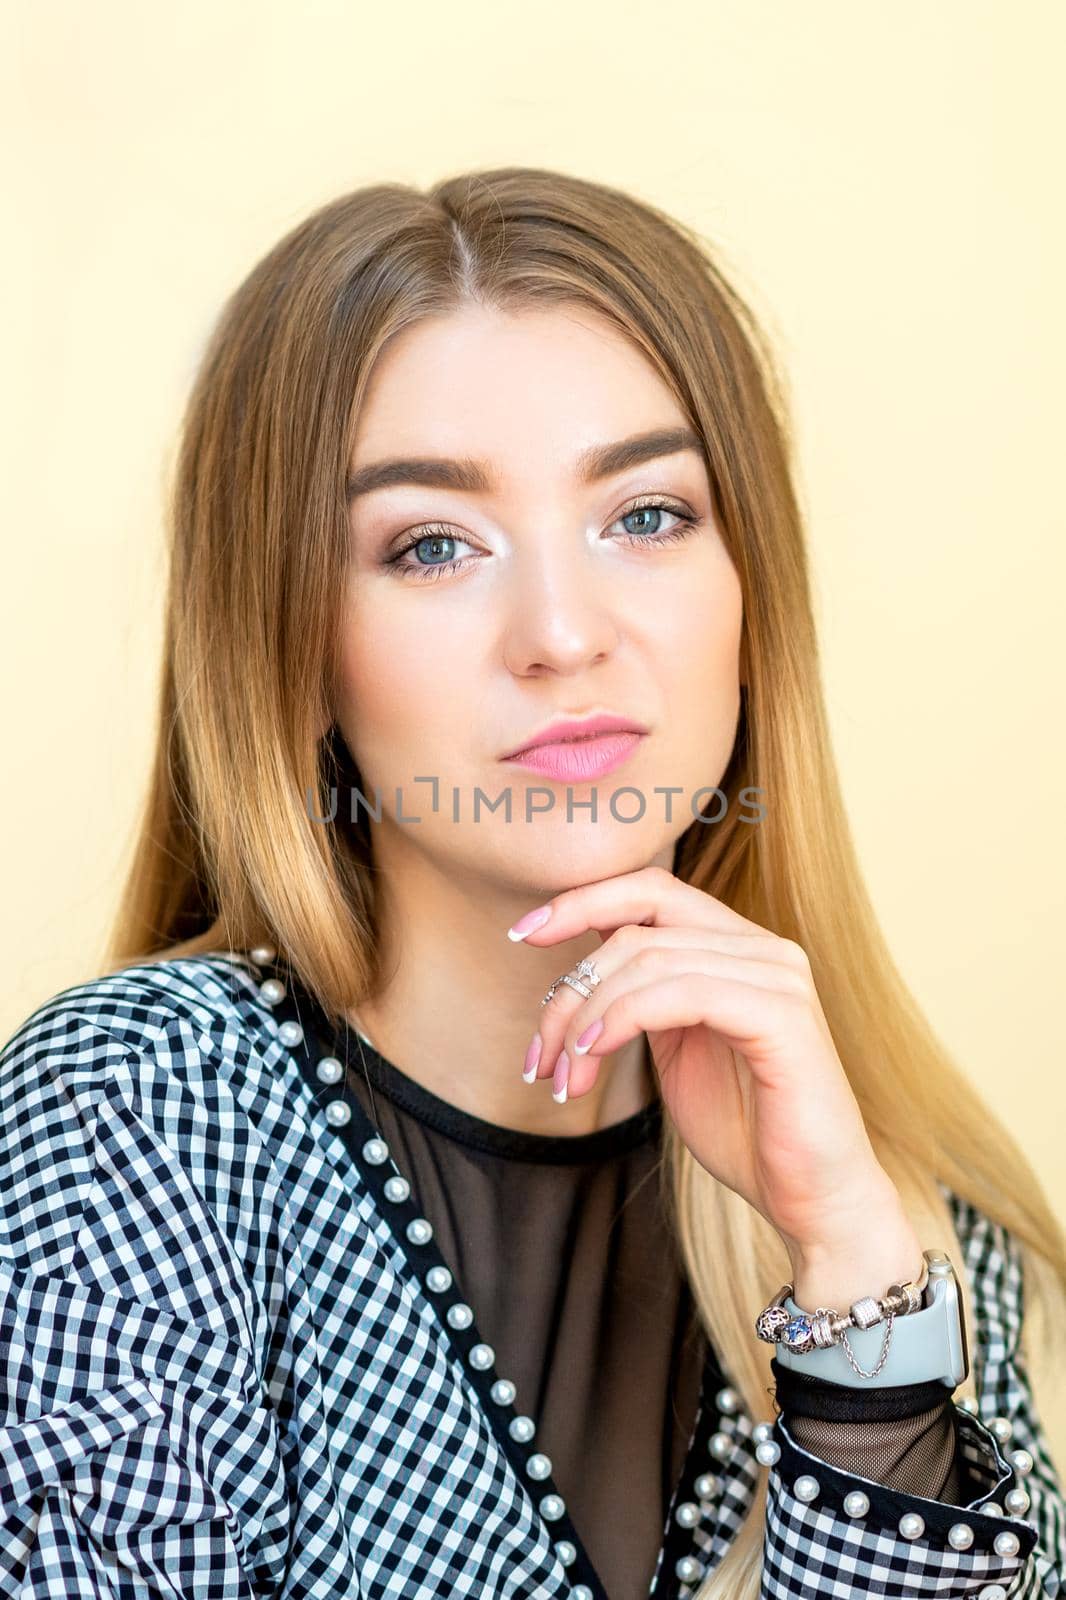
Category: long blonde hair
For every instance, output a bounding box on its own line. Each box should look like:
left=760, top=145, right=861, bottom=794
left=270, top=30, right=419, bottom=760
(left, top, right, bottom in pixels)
left=106, top=166, right=1065, bottom=1597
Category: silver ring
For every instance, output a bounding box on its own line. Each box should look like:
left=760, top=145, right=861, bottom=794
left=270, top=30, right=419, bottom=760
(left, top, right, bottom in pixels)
left=540, top=956, right=603, bottom=1007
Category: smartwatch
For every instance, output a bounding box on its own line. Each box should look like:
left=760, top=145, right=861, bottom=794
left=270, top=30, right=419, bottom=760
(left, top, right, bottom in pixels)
left=773, top=1251, right=969, bottom=1388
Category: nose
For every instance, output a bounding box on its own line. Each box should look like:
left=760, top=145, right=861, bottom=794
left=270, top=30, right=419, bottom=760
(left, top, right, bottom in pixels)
left=500, top=529, right=621, bottom=678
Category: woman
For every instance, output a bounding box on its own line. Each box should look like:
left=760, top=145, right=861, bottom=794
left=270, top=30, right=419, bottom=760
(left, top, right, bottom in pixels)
left=1, top=166, right=1062, bottom=1600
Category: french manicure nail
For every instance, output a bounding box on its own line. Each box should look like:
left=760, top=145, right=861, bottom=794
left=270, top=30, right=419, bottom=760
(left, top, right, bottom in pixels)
left=552, top=1050, right=570, bottom=1104
left=522, top=1033, right=542, bottom=1083
left=574, top=1019, right=604, bottom=1055
left=507, top=905, right=553, bottom=941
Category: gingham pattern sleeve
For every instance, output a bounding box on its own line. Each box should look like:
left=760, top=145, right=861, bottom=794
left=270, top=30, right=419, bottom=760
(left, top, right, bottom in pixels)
left=0, top=999, right=294, bottom=1598
left=758, top=1191, right=1066, bottom=1599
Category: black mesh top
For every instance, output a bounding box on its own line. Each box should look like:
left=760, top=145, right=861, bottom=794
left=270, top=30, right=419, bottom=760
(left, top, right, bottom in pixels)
left=287, top=977, right=963, bottom=1599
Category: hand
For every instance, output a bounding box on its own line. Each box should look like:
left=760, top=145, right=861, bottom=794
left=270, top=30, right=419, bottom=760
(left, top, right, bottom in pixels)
left=509, top=865, right=923, bottom=1309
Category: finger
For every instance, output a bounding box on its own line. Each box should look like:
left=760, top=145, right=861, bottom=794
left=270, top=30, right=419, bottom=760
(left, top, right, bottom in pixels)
left=531, top=931, right=807, bottom=1084
left=557, top=947, right=806, bottom=1100
left=562, top=965, right=813, bottom=1100
left=508, top=863, right=764, bottom=947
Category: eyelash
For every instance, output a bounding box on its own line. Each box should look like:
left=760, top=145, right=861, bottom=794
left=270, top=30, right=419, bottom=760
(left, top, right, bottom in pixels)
left=381, top=496, right=702, bottom=583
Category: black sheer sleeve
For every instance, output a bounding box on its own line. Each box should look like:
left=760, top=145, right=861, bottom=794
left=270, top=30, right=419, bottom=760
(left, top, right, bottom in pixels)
left=772, top=1361, right=976, bottom=1504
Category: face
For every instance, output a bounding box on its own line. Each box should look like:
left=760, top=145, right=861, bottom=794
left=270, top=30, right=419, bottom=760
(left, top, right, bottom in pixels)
left=336, top=302, right=745, bottom=899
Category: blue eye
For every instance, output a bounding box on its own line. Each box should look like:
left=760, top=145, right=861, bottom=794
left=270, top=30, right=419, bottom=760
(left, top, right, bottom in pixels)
left=383, top=496, right=700, bottom=582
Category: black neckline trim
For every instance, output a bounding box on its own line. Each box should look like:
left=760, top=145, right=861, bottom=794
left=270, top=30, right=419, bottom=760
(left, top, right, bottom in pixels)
left=285, top=969, right=663, bottom=1166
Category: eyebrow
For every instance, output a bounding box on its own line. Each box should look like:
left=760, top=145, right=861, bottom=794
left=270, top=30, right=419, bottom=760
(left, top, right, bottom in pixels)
left=345, top=425, right=705, bottom=502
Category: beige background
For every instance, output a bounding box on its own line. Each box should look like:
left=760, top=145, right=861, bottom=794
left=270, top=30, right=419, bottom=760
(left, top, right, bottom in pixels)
left=3, top=3, right=1063, bottom=1451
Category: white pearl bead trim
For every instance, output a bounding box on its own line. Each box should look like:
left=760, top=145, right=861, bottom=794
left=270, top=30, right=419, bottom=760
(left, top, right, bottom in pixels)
left=899, top=1512, right=925, bottom=1540
left=244, top=948, right=746, bottom=1590
left=793, top=1475, right=819, bottom=1503
left=843, top=1491, right=869, bottom=1518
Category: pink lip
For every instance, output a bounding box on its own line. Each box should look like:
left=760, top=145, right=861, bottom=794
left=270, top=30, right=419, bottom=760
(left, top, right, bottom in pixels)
left=501, top=730, right=645, bottom=781
left=501, top=713, right=649, bottom=758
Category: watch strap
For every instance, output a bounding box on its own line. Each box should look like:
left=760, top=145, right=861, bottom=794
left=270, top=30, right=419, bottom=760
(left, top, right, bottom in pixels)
left=773, top=1256, right=969, bottom=1388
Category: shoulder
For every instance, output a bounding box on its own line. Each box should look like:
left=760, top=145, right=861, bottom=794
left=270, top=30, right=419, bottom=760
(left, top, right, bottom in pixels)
left=0, top=955, right=297, bottom=1329
left=0, top=953, right=289, bottom=1131
left=1, top=951, right=269, bottom=1071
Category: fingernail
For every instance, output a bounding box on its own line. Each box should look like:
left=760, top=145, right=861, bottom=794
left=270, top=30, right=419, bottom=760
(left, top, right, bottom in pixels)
left=574, top=1018, right=604, bottom=1055
left=507, top=905, right=553, bottom=941
left=522, top=1033, right=542, bottom=1082
left=552, top=1050, right=570, bottom=1104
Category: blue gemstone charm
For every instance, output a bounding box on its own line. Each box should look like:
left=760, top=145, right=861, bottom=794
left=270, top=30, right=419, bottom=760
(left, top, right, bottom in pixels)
left=781, top=1317, right=813, bottom=1349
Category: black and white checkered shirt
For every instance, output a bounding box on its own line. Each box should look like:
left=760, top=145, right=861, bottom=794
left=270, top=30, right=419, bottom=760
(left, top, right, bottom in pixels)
left=1, top=952, right=1062, bottom=1597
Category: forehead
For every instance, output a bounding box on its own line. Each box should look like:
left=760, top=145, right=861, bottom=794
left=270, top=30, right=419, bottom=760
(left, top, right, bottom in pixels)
left=348, top=303, right=693, bottom=480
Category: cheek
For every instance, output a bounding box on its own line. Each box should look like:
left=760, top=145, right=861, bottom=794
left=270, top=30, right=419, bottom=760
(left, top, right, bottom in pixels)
left=337, top=590, right=474, bottom=751
left=648, top=553, right=744, bottom=693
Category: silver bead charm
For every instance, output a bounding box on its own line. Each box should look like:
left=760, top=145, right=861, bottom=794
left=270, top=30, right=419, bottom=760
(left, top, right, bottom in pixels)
left=406, top=1218, right=433, bottom=1245
left=526, top=1452, right=552, bottom=1480
left=694, top=1473, right=717, bottom=1498
left=676, top=1556, right=705, bottom=1583
left=259, top=978, right=286, bottom=1005
left=948, top=1523, right=974, bottom=1550
left=540, top=1495, right=565, bottom=1522
left=899, top=1512, right=925, bottom=1540
left=993, top=1530, right=1020, bottom=1557
left=324, top=1100, right=351, bottom=1126
left=316, top=1056, right=344, bottom=1084
left=716, top=1386, right=739, bottom=1414
left=793, top=1475, right=820, bottom=1503
left=362, top=1136, right=389, bottom=1164
left=1004, top=1487, right=1030, bottom=1515
left=509, top=1415, right=536, bottom=1443
left=843, top=1491, right=869, bottom=1518
left=468, top=1343, right=495, bottom=1371
left=383, top=1175, right=410, bottom=1203
left=709, top=1431, right=733, bottom=1460
left=755, top=1440, right=780, bottom=1467
left=1010, top=1448, right=1034, bottom=1476
left=674, top=1501, right=700, bottom=1528
left=425, top=1265, right=452, bottom=1293
left=277, top=1019, right=304, bottom=1046
left=490, top=1378, right=516, bottom=1405
left=446, top=1302, right=473, bottom=1329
